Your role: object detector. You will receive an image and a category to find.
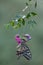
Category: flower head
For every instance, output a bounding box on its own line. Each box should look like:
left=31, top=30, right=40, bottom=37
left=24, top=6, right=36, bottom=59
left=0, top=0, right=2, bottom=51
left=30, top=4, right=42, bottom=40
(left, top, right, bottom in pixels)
left=15, top=34, right=22, bottom=45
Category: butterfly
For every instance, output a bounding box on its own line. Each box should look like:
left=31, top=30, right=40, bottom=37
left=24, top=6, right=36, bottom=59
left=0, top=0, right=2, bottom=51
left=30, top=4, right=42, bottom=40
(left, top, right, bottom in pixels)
left=16, top=38, right=32, bottom=60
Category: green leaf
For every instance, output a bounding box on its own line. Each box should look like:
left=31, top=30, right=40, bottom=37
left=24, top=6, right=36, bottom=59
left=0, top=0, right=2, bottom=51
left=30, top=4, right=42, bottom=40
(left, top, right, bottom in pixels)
left=35, top=1, right=37, bottom=8
left=22, top=19, right=25, bottom=25
left=26, top=13, right=31, bottom=18
left=18, top=18, right=22, bottom=21
left=18, top=18, right=22, bottom=23
left=9, top=20, right=15, bottom=26
left=13, top=25, right=18, bottom=29
left=17, top=23, right=21, bottom=27
left=18, top=18, right=25, bottom=25
left=31, top=12, right=37, bottom=16
left=26, top=2, right=29, bottom=6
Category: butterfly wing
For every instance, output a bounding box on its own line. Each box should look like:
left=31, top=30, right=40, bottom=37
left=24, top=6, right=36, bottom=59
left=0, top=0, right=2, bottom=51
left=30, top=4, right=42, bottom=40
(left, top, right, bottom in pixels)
left=16, top=48, right=32, bottom=60
left=23, top=48, right=32, bottom=60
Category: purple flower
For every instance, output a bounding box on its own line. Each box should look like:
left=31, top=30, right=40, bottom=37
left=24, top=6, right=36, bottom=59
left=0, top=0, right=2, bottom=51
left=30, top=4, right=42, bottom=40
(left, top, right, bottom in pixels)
left=15, top=34, right=22, bottom=45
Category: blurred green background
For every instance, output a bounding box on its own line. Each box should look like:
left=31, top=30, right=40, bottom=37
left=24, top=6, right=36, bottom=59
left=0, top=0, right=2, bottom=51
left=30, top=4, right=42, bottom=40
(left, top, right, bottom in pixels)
left=0, top=0, right=43, bottom=65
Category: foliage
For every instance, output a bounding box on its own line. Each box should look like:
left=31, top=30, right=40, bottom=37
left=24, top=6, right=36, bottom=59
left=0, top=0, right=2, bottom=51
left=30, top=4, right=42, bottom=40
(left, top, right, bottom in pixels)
left=5, top=0, right=37, bottom=30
